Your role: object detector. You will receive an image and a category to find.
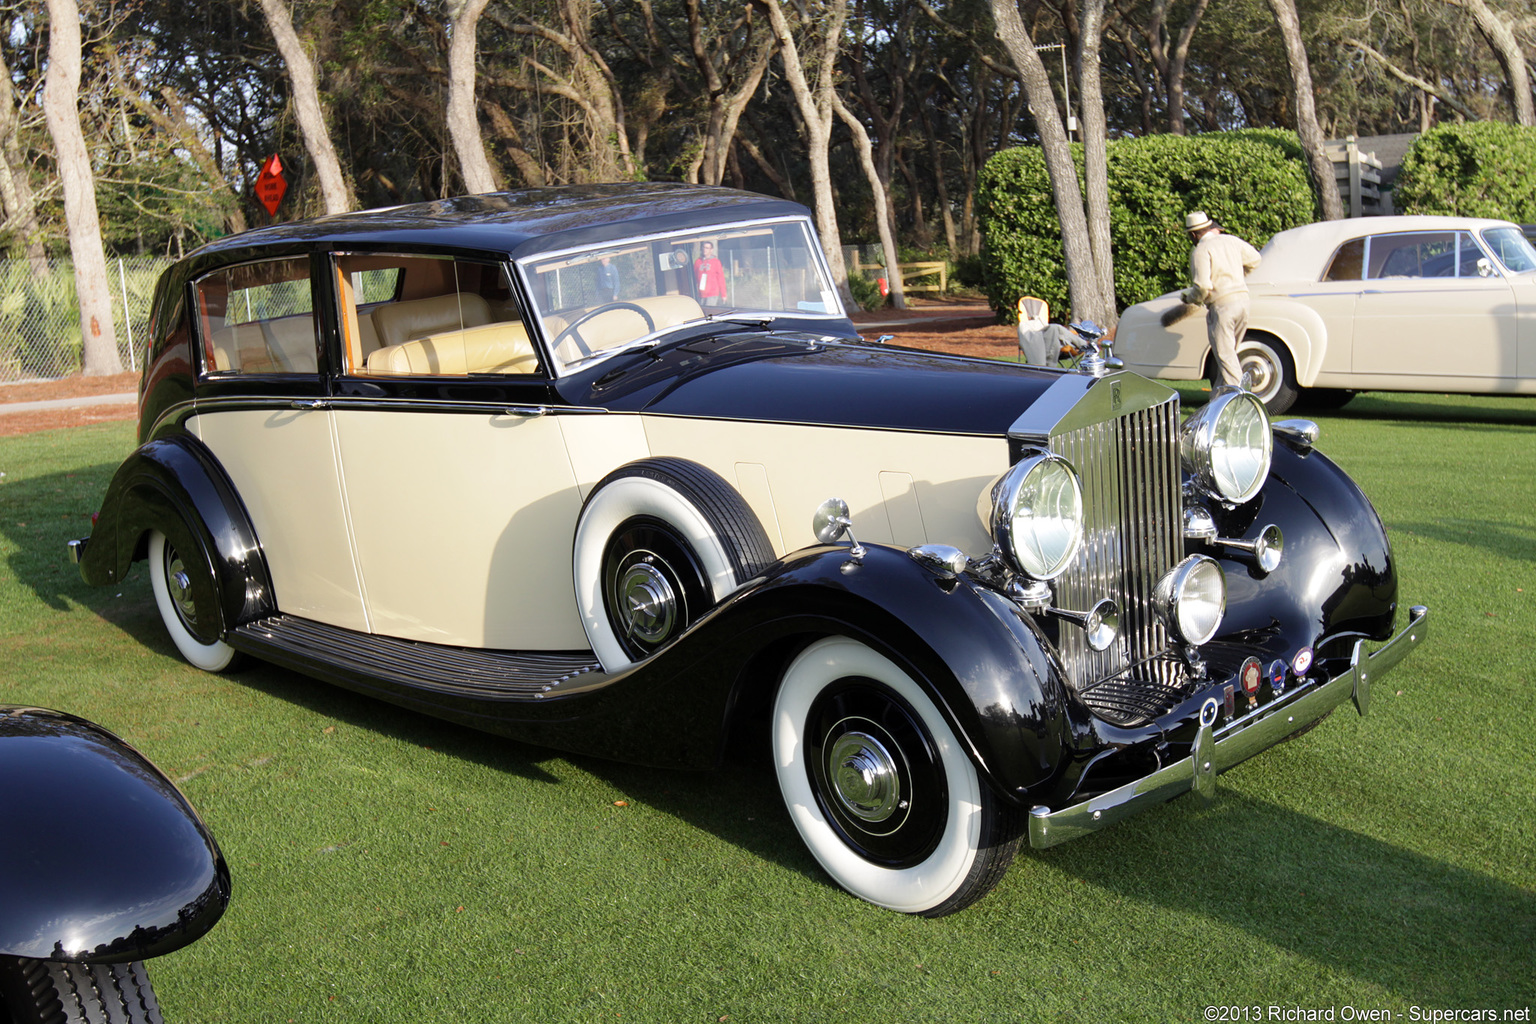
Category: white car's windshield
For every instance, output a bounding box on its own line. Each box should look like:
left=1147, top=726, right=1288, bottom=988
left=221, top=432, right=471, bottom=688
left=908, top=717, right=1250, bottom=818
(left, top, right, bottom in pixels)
left=1481, top=227, right=1536, bottom=274
left=519, top=218, right=843, bottom=373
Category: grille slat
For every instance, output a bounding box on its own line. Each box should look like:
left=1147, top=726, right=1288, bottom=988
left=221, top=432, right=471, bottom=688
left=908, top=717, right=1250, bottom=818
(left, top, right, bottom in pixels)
left=1049, top=394, right=1184, bottom=715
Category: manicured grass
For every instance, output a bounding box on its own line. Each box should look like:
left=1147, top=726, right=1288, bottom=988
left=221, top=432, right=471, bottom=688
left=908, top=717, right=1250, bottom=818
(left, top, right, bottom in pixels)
left=1, top=397, right=1532, bottom=1022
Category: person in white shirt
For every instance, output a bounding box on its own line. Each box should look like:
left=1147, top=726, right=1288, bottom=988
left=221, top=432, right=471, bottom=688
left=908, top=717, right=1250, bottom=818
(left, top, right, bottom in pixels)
left=1182, top=211, right=1262, bottom=389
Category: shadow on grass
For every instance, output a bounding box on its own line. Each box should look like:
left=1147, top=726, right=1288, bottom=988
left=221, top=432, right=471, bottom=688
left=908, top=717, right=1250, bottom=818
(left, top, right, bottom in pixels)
left=1028, top=789, right=1534, bottom=1005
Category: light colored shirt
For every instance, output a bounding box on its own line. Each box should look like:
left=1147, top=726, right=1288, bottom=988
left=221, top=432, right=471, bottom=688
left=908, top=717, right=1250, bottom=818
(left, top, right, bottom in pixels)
left=1189, top=231, right=1262, bottom=305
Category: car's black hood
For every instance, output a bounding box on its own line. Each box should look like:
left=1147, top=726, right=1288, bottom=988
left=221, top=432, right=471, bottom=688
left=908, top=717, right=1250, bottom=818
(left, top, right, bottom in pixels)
left=562, top=331, right=1061, bottom=436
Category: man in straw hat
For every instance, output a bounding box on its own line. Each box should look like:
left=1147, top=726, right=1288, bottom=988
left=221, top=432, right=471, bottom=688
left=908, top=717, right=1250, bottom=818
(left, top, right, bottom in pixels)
left=1181, top=211, right=1262, bottom=390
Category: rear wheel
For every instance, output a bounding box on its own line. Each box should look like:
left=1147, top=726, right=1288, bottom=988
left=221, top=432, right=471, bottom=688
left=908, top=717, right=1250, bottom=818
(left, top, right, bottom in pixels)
left=0, top=957, right=163, bottom=1024
left=772, top=636, right=1023, bottom=916
left=148, top=529, right=241, bottom=673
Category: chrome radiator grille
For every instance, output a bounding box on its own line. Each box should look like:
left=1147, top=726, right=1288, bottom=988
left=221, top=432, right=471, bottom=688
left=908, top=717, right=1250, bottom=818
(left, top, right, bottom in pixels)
left=1048, top=394, right=1184, bottom=695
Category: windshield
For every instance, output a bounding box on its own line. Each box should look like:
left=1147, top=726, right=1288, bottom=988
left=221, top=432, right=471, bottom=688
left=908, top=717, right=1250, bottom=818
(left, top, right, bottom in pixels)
left=518, top=218, right=843, bottom=373
left=1481, top=227, right=1536, bottom=274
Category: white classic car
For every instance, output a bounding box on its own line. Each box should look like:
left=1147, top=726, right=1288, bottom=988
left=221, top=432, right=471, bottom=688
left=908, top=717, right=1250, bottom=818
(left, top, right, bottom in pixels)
left=1114, top=215, right=1536, bottom=413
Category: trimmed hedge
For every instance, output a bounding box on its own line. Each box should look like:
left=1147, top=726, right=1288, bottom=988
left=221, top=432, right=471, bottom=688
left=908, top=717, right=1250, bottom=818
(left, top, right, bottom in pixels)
left=1394, top=123, right=1536, bottom=224
left=978, top=131, right=1316, bottom=322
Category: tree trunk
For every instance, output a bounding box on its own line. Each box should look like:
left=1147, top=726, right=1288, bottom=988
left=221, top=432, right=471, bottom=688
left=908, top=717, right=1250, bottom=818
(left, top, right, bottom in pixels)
left=447, top=0, right=499, bottom=194
left=835, top=93, right=906, bottom=310
left=1078, top=0, right=1116, bottom=325
left=1165, top=0, right=1209, bottom=135
left=42, top=0, right=122, bottom=376
left=0, top=39, right=48, bottom=278
left=991, top=0, right=1110, bottom=324
left=757, top=0, right=854, bottom=307
left=257, top=0, right=352, bottom=215
left=1264, top=0, right=1344, bottom=220
left=1444, top=0, right=1534, bottom=125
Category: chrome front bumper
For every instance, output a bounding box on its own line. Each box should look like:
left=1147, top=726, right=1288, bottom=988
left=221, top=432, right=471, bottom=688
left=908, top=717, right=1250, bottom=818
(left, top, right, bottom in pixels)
left=1027, top=605, right=1429, bottom=849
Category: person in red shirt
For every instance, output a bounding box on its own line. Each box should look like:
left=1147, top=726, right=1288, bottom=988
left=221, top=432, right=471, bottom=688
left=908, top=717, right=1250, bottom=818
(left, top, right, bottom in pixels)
left=695, top=241, right=727, bottom=305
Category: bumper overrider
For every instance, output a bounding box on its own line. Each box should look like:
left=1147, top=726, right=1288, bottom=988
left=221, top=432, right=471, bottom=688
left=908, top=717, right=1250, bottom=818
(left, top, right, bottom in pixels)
left=1028, top=604, right=1428, bottom=849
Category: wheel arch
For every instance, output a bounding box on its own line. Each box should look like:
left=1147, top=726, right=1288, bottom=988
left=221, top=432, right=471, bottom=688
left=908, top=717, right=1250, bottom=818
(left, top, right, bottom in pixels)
left=78, top=434, right=274, bottom=637
left=1247, top=298, right=1328, bottom=386
left=706, top=545, right=1078, bottom=807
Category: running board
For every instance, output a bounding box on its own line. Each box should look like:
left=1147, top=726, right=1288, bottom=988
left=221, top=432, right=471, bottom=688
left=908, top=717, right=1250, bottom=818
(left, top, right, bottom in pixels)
left=231, top=614, right=604, bottom=701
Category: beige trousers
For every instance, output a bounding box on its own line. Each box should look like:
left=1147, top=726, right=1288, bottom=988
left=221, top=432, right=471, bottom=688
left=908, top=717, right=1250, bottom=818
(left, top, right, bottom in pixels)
left=1206, top=296, right=1248, bottom=388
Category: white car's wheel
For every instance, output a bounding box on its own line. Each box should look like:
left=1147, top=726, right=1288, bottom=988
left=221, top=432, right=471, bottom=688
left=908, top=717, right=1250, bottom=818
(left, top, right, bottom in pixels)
left=148, top=530, right=241, bottom=673
left=574, top=458, right=773, bottom=672
left=1236, top=336, right=1299, bottom=415
left=772, top=636, right=1022, bottom=916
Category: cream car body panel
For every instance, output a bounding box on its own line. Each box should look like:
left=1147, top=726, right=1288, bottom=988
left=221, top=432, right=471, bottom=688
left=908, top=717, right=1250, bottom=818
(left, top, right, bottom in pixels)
left=190, top=409, right=370, bottom=632
left=642, top=415, right=1004, bottom=557
left=332, top=409, right=593, bottom=649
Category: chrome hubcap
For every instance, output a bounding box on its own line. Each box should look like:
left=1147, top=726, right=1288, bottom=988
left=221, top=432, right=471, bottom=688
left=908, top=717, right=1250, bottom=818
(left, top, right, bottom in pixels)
left=166, top=551, right=198, bottom=628
left=1240, top=351, right=1276, bottom=398
left=616, top=558, right=677, bottom=644
left=828, top=730, right=902, bottom=823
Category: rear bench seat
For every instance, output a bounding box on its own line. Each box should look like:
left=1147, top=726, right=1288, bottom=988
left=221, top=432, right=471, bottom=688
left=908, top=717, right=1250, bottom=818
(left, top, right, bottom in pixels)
left=209, top=314, right=320, bottom=373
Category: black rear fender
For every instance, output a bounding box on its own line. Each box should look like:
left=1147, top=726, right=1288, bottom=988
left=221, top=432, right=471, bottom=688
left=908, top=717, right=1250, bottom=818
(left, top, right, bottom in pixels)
left=78, top=435, right=273, bottom=636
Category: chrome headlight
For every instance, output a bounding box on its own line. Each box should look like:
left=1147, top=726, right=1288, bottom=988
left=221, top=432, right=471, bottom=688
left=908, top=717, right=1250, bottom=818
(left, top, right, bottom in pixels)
left=984, top=452, right=1084, bottom=581
left=1152, top=555, right=1226, bottom=646
left=1181, top=388, right=1272, bottom=505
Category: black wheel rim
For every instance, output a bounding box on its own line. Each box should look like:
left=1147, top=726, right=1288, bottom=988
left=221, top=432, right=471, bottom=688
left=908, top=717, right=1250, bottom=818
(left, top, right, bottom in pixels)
left=601, top=516, right=711, bottom=661
left=805, top=679, right=948, bottom=867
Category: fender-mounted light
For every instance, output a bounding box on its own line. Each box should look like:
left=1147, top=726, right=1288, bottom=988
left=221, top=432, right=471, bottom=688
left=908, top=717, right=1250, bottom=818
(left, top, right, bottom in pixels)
left=1152, top=555, right=1226, bottom=647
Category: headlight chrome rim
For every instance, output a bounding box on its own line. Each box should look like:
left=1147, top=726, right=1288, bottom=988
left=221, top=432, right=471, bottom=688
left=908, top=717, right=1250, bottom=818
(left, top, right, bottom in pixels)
left=1153, top=554, right=1227, bottom=647
left=988, top=451, right=1085, bottom=581
left=1181, top=387, right=1273, bottom=505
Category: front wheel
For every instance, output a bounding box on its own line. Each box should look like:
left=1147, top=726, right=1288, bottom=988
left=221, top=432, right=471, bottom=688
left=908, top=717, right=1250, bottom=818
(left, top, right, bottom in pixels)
left=772, top=636, right=1023, bottom=916
left=1235, top=336, right=1299, bottom=415
left=148, top=529, right=242, bottom=673
left=0, top=957, right=163, bottom=1024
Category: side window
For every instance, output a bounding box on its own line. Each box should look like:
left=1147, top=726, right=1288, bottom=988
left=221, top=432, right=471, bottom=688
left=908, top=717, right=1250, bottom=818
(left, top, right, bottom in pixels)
left=195, top=258, right=318, bottom=374
left=1365, top=232, right=1456, bottom=280
left=1323, top=238, right=1364, bottom=281
left=336, top=254, right=539, bottom=377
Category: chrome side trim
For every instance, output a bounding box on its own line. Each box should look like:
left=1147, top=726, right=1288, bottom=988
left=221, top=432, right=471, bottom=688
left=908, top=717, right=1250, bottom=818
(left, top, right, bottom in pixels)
left=1027, top=605, right=1428, bottom=849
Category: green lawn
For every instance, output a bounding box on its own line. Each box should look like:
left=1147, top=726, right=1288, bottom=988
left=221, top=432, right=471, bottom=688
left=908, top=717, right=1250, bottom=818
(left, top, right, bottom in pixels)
left=1, top=391, right=1532, bottom=1022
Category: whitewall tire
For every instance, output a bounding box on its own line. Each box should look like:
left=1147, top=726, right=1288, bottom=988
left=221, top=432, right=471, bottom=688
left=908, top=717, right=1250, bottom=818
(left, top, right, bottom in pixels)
left=573, top=458, right=773, bottom=673
left=772, top=636, right=1022, bottom=916
left=1236, top=336, right=1299, bottom=415
left=148, top=530, right=240, bottom=673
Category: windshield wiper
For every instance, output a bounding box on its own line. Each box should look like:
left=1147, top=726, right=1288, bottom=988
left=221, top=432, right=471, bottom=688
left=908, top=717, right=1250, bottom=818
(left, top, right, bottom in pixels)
left=704, top=310, right=777, bottom=327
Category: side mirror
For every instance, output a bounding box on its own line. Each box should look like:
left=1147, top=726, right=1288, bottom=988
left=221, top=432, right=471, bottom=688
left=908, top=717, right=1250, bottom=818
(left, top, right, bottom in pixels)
left=1477, top=257, right=1495, bottom=278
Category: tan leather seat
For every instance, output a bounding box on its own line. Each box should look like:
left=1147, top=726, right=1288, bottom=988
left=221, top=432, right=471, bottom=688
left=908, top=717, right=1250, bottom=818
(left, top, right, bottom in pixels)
left=365, top=321, right=538, bottom=375
left=551, top=294, right=703, bottom=363
left=371, top=293, right=492, bottom=350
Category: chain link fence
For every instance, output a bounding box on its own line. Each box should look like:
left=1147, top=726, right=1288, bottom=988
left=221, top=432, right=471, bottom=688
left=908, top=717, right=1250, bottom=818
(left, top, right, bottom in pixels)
left=0, top=256, right=173, bottom=383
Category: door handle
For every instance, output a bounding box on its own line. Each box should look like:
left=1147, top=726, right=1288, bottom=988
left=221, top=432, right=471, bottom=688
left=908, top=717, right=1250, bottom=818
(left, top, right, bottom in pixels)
left=501, top=405, right=548, bottom=418
left=290, top=399, right=328, bottom=410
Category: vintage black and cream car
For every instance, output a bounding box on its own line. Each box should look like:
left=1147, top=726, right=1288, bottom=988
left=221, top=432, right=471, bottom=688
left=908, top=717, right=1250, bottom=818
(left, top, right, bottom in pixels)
left=71, top=184, right=1426, bottom=916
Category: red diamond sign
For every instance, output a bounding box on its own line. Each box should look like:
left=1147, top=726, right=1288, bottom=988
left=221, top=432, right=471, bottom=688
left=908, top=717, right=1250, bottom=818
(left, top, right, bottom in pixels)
left=255, top=154, right=288, bottom=217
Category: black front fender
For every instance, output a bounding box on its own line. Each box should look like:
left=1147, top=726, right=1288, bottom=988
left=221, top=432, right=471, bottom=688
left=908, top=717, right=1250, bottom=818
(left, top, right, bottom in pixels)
left=556, top=544, right=1079, bottom=804
left=0, top=706, right=230, bottom=962
left=77, top=434, right=273, bottom=637
left=1207, top=438, right=1398, bottom=669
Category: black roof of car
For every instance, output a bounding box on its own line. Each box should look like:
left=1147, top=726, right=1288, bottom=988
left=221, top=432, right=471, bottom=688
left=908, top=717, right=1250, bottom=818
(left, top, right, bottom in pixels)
left=192, top=183, right=813, bottom=263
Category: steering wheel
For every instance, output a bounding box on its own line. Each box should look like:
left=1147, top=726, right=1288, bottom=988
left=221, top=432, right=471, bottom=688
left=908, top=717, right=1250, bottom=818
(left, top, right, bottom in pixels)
left=552, top=302, right=657, bottom=358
